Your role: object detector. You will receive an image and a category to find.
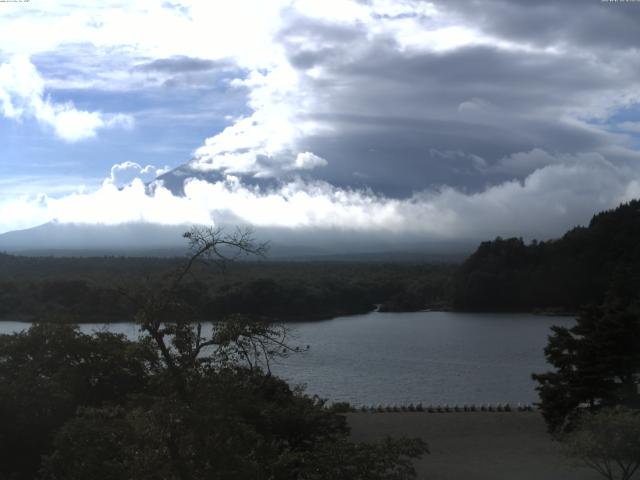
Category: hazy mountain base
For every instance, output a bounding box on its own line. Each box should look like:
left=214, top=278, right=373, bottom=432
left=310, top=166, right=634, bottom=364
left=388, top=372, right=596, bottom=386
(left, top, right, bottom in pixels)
left=0, top=221, right=475, bottom=260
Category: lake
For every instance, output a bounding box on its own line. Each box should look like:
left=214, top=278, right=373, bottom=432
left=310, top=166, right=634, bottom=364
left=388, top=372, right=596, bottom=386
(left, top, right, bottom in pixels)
left=0, top=311, right=572, bottom=406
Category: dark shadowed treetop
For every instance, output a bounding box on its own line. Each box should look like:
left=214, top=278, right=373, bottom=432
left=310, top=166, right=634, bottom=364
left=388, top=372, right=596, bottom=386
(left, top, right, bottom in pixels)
left=453, top=199, right=640, bottom=312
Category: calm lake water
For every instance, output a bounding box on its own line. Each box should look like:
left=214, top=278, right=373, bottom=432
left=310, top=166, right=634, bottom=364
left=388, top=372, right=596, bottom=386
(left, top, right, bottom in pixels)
left=0, top=311, right=573, bottom=406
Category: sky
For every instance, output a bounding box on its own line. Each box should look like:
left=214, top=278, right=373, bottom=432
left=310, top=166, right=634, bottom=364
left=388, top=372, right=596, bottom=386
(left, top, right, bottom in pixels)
left=1, top=0, right=640, bottom=245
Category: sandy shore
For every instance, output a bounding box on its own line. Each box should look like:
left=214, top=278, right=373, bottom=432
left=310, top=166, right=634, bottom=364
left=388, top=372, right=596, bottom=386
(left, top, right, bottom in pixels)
left=348, top=412, right=601, bottom=480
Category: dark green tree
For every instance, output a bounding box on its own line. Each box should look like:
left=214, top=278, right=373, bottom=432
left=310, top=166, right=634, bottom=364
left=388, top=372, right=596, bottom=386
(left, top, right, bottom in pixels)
left=0, top=324, right=155, bottom=480
left=532, top=304, right=640, bottom=433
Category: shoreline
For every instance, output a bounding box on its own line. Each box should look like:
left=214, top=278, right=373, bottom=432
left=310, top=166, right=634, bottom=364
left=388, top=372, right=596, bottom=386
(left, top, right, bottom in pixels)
left=0, top=307, right=576, bottom=325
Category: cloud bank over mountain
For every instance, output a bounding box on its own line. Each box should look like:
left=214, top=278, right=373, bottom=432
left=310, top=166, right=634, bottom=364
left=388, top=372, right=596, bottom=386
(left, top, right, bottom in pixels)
left=1, top=0, right=640, bottom=247
left=2, top=151, right=638, bottom=244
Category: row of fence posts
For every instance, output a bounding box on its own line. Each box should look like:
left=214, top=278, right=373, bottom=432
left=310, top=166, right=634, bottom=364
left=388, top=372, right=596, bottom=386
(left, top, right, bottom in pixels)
left=331, top=403, right=536, bottom=413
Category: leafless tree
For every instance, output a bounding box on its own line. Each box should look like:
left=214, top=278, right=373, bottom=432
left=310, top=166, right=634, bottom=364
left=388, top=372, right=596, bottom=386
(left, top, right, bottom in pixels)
left=120, top=226, right=300, bottom=395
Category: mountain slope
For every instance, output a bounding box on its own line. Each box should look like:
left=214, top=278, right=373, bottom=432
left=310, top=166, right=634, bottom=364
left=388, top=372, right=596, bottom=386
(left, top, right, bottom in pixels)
left=0, top=222, right=191, bottom=255
left=0, top=221, right=476, bottom=259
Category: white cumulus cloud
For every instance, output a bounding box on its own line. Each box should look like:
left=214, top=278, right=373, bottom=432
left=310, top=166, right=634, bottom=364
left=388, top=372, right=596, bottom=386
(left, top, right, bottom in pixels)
left=0, top=55, right=133, bottom=141
left=106, top=161, right=169, bottom=188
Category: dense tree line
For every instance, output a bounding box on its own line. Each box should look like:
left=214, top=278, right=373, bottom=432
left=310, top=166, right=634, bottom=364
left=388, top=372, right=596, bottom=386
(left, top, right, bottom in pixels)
left=0, top=255, right=454, bottom=322
left=453, top=200, right=640, bottom=312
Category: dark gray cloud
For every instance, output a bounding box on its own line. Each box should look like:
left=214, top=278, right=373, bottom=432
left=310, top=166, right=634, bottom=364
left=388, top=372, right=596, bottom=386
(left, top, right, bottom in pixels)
left=163, top=1, right=640, bottom=243
left=132, top=55, right=244, bottom=89
left=133, top=56, right=230, bottom=74
left=277, top=13, right=368, bottom=69
left=435, top=0, right=640, bottom=50
left=272, top=14, right=639, bottom=196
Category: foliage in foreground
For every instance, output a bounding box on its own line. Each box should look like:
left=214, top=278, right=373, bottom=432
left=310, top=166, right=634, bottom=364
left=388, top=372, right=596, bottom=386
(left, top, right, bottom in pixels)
left=532, top=303, right=640, bottom=433
left=0, top=320, right=427, bottom=480
left=561, top=407, right=640, bottom=480
left=0, top=227, right=427, bottom=480
left=0, top=324, right=155, bottom=480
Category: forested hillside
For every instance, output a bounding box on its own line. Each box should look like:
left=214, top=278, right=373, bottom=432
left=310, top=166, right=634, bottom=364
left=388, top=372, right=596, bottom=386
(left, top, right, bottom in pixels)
left=453, top=200, right=640, bottom=312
